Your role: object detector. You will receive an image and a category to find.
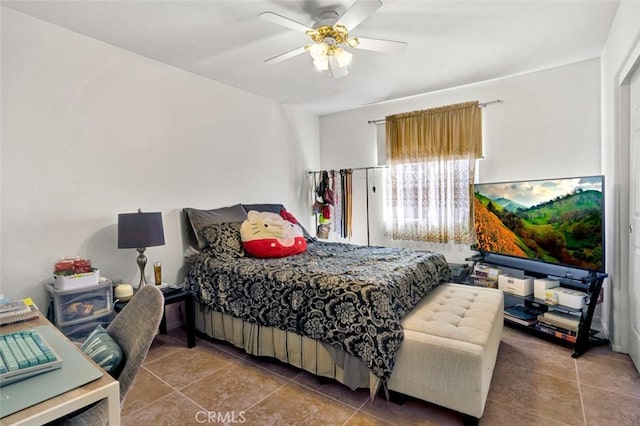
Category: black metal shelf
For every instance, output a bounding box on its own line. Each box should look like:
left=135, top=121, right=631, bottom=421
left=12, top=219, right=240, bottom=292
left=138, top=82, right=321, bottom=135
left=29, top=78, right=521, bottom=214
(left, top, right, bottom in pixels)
left=463, top=256, right=608, bottom=358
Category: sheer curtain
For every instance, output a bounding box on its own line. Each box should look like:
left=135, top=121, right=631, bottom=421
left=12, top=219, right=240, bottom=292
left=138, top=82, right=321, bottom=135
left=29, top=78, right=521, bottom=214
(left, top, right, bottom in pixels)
left=384, top=101, right=482, bottom=243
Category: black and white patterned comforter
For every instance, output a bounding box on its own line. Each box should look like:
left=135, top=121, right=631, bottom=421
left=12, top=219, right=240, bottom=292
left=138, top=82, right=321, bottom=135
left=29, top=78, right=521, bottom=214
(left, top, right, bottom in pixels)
left=186, top=241, right=450, bottom=381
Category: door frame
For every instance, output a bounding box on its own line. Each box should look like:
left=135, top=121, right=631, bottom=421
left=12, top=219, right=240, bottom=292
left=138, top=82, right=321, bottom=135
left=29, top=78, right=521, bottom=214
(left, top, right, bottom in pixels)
left=616, top=40, right=640, bottom=363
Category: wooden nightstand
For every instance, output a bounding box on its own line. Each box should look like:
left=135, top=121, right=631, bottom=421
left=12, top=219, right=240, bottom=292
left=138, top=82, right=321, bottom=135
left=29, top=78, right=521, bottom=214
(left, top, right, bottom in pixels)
left=114, top=287, right=195, bottom=348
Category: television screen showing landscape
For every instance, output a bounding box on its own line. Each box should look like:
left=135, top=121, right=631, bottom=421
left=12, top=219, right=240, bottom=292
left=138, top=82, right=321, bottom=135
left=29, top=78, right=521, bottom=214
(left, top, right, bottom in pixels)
left=473, top=176, right=604, bottom=272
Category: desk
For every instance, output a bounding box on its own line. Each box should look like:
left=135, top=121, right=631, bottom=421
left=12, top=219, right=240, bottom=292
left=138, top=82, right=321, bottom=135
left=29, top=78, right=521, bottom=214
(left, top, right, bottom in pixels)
left=115, top=287, right=195, bottom=348
left=0, top=316, right=120, bottom=425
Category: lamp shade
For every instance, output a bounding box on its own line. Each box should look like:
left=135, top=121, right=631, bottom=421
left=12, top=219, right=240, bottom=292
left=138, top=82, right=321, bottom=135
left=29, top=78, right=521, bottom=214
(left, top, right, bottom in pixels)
left=118, top=211, right=165, bottom=249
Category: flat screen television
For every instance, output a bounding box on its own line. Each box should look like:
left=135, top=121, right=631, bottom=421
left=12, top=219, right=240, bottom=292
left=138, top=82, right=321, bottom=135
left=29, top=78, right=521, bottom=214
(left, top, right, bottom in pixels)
left=473, top=175, right=604, bottom=277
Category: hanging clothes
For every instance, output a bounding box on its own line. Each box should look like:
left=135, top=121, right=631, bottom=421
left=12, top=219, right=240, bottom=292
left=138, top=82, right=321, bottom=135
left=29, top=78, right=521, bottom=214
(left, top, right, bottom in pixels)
left=340, top=169, right=353, bottom=239
left=316, top=170, right=335, bottom=206
left=310, top=169, right=354, bottom=240
left=346, top=169, right=353, bottom=239
left=333, top=171, right=343, bottom=237
left=314, top=170, right=335, bottom=238
left=310, top=172, right=321, bottom=213
left=340, top=170, right=346, bottom=237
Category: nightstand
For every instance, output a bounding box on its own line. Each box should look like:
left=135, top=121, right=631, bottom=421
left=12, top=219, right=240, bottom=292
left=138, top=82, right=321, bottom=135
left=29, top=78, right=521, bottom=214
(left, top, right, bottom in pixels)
left=114, top=287, right=195, bottom=348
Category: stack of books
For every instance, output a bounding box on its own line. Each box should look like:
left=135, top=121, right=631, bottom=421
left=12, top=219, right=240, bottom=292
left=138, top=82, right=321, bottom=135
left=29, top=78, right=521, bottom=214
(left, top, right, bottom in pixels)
left=471, top=264, right=501, bottom=288
left=504, top=305, right=538, bottom=326
left=0, top=298, right=39, bottom=325
left=535, top=310, right=580, bottom=343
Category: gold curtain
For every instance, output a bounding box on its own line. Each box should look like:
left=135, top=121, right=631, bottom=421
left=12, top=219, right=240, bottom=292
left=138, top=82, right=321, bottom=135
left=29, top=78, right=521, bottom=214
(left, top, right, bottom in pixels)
left=385, top=101, right=482, bottom=163
left=384, top=101, right=482, bottom=243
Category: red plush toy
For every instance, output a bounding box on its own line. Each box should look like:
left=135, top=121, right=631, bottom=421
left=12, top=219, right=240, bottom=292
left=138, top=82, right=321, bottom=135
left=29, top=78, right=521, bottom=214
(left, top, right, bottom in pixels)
left=240, top=210, right=307, bottom=258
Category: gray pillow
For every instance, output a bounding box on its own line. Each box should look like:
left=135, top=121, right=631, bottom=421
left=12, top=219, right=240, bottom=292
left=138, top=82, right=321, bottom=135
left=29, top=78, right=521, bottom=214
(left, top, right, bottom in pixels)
left=242, top=203, right=287, bottom=214
left=184, top=204, right=247, bottom=249
left=200, top=223, right=245, bottom=259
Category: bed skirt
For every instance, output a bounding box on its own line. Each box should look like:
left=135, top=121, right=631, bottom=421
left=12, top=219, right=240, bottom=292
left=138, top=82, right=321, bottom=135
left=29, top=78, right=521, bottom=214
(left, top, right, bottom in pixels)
left=195, top=302, right=380, bottom=397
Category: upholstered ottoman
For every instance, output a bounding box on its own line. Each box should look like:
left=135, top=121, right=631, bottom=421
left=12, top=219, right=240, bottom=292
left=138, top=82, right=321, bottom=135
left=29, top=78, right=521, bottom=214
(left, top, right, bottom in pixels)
left=387, top=283, right=503, bottom=421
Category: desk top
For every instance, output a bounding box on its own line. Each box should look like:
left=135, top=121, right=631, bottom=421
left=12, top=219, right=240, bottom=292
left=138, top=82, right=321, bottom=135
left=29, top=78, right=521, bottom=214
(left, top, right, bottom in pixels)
left=0, top=316, right=118, bottom=423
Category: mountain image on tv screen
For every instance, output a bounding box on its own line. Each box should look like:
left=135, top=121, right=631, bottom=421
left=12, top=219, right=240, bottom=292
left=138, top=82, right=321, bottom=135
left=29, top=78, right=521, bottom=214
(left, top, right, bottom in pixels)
left=473, top=176, right=604, bottom=272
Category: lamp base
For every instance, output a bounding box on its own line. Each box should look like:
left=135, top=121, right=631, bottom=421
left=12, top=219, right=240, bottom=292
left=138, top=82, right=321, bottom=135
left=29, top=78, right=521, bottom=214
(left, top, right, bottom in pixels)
left=136, top=247, right=148, bottom=287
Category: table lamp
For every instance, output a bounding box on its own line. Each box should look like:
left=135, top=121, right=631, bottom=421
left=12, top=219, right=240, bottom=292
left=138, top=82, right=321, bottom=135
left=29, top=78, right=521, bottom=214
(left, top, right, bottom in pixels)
left=118, top=209, right=165, bottom=287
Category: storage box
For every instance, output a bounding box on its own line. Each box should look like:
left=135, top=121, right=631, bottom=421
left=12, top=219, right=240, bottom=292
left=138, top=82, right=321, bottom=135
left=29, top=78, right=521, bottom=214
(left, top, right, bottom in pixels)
left=473, top=263, right=502, bottom=280
left=59, top=313, right=114, bottom=344
left=471, top=276, right=499, bottom=288
left=53, top=268, right=100, bottom=290
left=498, top=274, right=534, bottom=296
left=471, top=263, right=502, bottom=288
left=534, top=278, right=560, bottom=299
left=549, top=287, right=588, bottom=309
left=46, top=280, right=113, bottom=327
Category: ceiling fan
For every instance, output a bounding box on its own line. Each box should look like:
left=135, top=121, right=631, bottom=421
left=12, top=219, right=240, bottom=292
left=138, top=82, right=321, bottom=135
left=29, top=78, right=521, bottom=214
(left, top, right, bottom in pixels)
left=259, top=0, right=407, bottom=78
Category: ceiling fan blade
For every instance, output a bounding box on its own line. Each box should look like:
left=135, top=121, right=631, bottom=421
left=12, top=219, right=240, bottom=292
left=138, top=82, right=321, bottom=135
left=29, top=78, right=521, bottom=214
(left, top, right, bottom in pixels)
left=354, top=37, right=407, bottom=54
left=259, top=12, right=314, bottom=34
left=336, top=0, right=383, bottom=31
left=265, top=46, right=308, bottom=64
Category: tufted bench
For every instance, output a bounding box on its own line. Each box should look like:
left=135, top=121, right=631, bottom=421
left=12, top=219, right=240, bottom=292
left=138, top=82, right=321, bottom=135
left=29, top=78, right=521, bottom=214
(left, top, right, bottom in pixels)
left=387, top=283, right=503, bottom=422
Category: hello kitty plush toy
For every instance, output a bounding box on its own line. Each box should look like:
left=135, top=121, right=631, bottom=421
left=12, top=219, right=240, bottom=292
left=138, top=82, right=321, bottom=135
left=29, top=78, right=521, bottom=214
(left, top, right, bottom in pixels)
left=240, top=210, right=307, bottom=258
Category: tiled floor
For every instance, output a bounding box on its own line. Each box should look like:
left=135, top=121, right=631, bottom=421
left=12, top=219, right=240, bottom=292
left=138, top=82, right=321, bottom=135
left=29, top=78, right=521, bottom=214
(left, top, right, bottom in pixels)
left=122, top=326, right=640, bottom=425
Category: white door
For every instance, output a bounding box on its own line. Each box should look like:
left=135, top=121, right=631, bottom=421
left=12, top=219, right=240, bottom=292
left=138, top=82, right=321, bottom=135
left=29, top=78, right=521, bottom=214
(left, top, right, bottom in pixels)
left=629, top=67, right=640, bottom=371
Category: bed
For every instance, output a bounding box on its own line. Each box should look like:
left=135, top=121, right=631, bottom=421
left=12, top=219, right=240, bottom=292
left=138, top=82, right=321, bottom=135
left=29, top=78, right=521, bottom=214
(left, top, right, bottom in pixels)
left=183, top=204, right=451, bottom=394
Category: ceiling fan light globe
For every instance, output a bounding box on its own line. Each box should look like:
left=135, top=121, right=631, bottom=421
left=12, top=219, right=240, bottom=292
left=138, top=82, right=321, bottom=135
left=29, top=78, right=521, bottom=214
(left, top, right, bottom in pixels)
left=333, top=47, right=353, bottom=68
left=329, top=58, right=349, bottom=78
left=309, top=42, right=328, bottom=60
left=313, top=57, right=329, bottom=71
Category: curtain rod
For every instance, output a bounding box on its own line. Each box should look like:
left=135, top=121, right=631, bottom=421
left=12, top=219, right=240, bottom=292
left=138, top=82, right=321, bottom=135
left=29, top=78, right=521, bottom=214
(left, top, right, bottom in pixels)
left=307, top=165, right=388, bottom=174
left=367, top=99, right=503, bottom=124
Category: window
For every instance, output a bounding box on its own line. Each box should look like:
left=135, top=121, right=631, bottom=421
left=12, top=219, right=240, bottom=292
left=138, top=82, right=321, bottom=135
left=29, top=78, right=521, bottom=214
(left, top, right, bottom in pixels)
left=385, top=159, right=474, bottom=243
left=384, top=101, right=482, bottom=243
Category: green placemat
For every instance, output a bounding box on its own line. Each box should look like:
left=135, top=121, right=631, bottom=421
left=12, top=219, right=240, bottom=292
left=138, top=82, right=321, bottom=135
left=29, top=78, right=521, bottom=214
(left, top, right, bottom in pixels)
left=0, top=324, right=104, bottom=418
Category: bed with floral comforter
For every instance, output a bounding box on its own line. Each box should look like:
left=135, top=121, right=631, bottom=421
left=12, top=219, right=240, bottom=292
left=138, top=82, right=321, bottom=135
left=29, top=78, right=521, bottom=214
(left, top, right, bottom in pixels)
left=186, top=241, right=450, bottom=381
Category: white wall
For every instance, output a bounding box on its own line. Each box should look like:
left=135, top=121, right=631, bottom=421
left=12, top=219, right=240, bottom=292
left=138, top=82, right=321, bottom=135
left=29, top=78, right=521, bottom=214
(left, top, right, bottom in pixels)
left=319, top=59, right=602, bottom=264
left=0, top=8, right=320, bottom=311
left=600, top=0, right=640, bottom=352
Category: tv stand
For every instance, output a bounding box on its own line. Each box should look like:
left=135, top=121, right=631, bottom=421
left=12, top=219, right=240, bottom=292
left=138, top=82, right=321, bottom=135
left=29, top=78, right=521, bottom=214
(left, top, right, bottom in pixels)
left=463, top=255, right=608, bottom=358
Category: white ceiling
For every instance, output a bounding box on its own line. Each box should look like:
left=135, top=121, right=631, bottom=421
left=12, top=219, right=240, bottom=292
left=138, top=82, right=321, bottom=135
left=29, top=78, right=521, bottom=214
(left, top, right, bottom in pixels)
left=2, top=0, right=620, bottom=116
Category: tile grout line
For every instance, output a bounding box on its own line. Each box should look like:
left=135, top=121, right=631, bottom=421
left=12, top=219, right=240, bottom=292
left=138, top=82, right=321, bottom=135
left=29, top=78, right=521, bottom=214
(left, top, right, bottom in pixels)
left=235, top=380, right=292, bottom=417
left=344, top=394, right=388, bottom=426
left=221, top=357, right=384, bottom=422
left=578, top=381, right=640, bottom=400
left=121, top=366, right=185, bottom=420
left=124, top=363, right=235, bottom=422
left=575, top=358, right=588, bottom=425
left=137, top=339, right=304, bottom=422
left=484, top=397, right=575, bottom=425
